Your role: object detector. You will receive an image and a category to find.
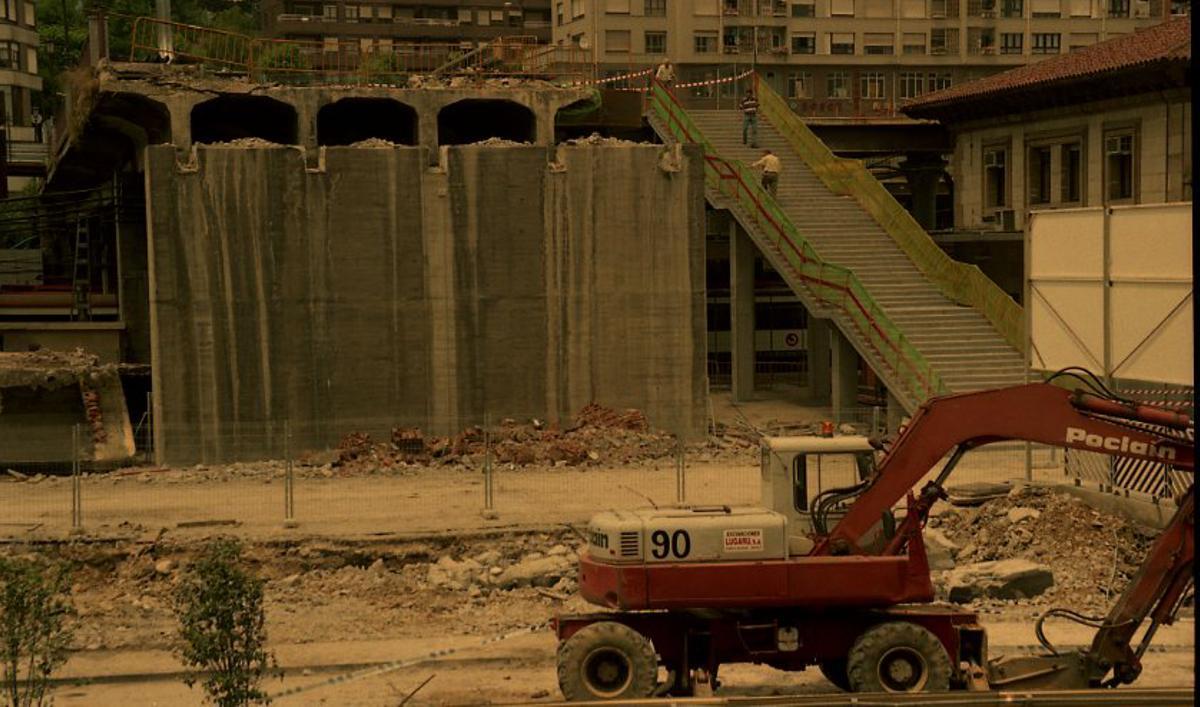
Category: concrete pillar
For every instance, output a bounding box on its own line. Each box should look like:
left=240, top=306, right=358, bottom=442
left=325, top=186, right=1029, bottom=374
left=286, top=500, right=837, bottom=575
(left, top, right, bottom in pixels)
left=806, top=317, right=831, bottom=405
left=886, top=389, right=905, bottom=434
left=898, top=154, right=947, bottom=231
left=730, top=224, right=755, bottom=403
left=420, top=105, right=441, bottom=166
left=830, top=327, right=858, bottom=422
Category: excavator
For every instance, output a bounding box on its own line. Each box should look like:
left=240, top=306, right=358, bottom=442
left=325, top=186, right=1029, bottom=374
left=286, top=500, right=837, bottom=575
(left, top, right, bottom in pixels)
left=552, top=370, right=1194, bottom=699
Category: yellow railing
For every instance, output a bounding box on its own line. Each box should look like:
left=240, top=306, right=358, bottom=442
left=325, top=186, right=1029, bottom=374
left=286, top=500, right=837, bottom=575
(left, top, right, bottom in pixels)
left=753, top=74, right=1025, bottom=354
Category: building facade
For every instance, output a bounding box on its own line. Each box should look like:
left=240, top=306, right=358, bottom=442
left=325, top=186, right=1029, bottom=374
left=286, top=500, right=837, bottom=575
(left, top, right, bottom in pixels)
left=554, top=0, right=1183, bottom=116
left=902, top=16, right=1190, bottom=232
left=0, top=0, right=43, bottom=193
left=263, top=0, right=554, bottom=48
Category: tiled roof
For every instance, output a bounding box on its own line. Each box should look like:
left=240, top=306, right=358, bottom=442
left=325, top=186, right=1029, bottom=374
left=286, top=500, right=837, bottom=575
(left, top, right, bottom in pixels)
left=903, top=16, right=1190, bottom=116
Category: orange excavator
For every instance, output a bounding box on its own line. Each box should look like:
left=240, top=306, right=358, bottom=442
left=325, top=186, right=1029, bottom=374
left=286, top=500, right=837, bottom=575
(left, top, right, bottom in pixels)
left=553, top=369, right=1193, bottom=698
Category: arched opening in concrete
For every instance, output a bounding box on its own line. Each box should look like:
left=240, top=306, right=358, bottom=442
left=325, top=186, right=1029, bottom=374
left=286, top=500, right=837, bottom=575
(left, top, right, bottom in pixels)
left=437, top=99, right=535, bottom=146
left=46, top=92, right=172, bottom=191
left=316, top=98, right=418, bottom=146
left=191, top=95, right=298, bottom=145
left=553, top=94, right=655, bottom=143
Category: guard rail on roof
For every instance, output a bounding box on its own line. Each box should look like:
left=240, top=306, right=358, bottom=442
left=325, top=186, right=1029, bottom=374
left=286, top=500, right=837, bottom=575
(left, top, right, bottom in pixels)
left=647, top=80, right=945, bottom=406
left=751, top=74, right=1025, bottom=354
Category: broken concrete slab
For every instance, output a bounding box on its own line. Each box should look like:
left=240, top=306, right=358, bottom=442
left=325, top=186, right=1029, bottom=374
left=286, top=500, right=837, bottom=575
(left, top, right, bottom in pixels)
left=947, top=559, right=1055, bottom=603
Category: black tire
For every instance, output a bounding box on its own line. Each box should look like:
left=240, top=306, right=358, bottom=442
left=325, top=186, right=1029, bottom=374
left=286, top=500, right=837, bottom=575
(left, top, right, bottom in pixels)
left=846, top=621, right=951, bottom=693
left=819, top=658, right=852, bottom=692
left=557, top=621, right=658, bottom=701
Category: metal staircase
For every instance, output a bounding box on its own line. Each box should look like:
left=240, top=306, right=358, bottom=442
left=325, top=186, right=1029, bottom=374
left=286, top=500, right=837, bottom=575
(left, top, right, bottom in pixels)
left=646, top=80, right=1026, bottom=411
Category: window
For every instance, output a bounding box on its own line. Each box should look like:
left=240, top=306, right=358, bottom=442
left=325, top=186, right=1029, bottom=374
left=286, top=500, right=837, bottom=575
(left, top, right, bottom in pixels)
left=1001, top=32, right=1023, bottom=53
left=1029, top=146, right=1052, bottom=204
left=860, top=72, right=886, bottom=99
left=791, top=32, right=816, bottom=53
left=22, top=0, right=31, bottom=26
left=1061, top=143, right=1082, bottom=203
left=1002, top=0, right=1022, bottom=14
left=831, top=0, right=855, bottom=14
left=1105, top=132, right=1135, bottom=202
left=606, top=29, right=631, bottom=51
left=556, top=2, right=564, bottom=24
left=1032, top=32, right=1061, bottom=53
left=0, top=41, right=19, bottom=70
left=984, top=146, right=1008, bottom=208
left=644, top=31, right=666, bottom=53
left=1030, top=0, right=1061, bottom=15
left=864, top=33, right=894, bottom=54
left=694, top=30, right=718, bottom=53
left=969, top=27, right=995, bottom=52
left=788, top=72, right=813, bottom=98
left=827, top=71, right=850, bottom=98
left=931, top=28, right=948, bottom=53
left=902, top=32, right=926, bottom=53
left=606, top=0, right=631, bottom=11
left=571, top=0, right=586, bottom=18
left=323, top=4, right=336, bottom=20
left=929, top=72, right=952, bottom=90
left=930, top=0, right=947, bottom=14
left=1108, top=0, right=1129, bottom=15
left=791, top=1, right=815, bottom=15
left=645, top=0, right=667, bottom=15
left=343, top=4, right=358, bottom=21
left=830, top=32, right=855, bottom=54
left=1170, top=0, right=1188, bottom=14
left=898, top=71, right=924, bottom=98
left=900, top=0, right=926, bottom=16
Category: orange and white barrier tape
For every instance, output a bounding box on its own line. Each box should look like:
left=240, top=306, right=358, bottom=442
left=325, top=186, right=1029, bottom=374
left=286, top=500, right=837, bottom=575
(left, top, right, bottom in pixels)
left=673, top=69, right=754, bottom=89
left=568, top=67, right=653, bottom=87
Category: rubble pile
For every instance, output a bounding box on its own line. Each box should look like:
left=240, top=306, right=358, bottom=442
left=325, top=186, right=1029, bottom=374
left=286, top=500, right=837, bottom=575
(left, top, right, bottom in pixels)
left=330, top=403, right=685, bottom=473
left=929, top=485, right=1158, bottom=614
left=468, top=137, right=529, bottom=147
left=560, top=133, right=647, bottom=146
left=348, top=137, right=397, bottom=148
left=0, top=348, right=119, bottom=390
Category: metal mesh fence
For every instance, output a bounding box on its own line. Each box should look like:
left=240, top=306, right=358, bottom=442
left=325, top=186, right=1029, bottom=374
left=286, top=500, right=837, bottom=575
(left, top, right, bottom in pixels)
left=0, top=412, right=1077, bottom=538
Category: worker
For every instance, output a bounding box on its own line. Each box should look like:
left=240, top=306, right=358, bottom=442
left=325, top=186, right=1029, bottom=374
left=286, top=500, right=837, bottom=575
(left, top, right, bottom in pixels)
left=751, top=149, right=781, bottom=198
left=655, top=59, right=675, bottom=89
left=739, top=89, right=759, bottom=147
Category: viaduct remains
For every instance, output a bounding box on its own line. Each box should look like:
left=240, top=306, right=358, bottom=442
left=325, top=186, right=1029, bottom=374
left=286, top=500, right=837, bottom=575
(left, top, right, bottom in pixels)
left=54, top=67, right=708, bottom=464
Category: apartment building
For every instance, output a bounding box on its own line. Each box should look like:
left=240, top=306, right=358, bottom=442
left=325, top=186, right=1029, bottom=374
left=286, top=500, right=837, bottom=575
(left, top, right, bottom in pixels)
left=0, top=0, right=43, bottom=192
left=555, top=0, right=1184, bottom=116
left=263, top=0, right=554, bottom=49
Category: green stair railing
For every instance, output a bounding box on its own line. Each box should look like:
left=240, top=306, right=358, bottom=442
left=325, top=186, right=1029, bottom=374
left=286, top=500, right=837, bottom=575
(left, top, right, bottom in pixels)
left=647, top=81, right=947, bottom=405
left=752, top=74, right=1025, bottom=354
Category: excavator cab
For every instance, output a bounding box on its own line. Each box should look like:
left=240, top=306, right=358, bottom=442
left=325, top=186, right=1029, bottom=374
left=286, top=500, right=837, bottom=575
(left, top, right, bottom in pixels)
left=761, top=435, right=876, bottom=555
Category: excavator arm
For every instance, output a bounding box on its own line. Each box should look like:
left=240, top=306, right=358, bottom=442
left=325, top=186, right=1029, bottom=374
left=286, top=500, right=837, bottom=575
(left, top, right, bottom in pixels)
left=815, top=382, right=1193, bottom=556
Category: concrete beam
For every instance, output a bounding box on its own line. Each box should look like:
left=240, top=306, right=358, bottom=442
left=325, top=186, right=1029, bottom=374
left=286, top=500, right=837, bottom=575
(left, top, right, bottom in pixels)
left=831, top=326, right=858, bottom=422
left=730, top=223, right=755, bottom=403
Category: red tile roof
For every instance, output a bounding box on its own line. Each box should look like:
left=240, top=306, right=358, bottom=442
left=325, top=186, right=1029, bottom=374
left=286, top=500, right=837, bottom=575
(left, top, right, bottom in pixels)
left=903, top=16, right=1190, bottom=117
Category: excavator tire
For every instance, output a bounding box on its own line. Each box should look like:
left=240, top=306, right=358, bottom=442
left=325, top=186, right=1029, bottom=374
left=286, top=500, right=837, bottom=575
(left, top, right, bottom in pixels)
left=557, top=621, right=658, bottom=701
left=818, top=658, right=852, bottom=691
left=846, top=621, right=951, bottom=693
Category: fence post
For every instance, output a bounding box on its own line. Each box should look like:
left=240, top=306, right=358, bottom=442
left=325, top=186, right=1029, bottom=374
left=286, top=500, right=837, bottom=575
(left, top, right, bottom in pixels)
left=283, top=420, right=297, bottom=528
left=675, top=435, right=686, bottom=505
left=70, top=424, right=83, bottom=535
left=483, top=414, right=495, bottom=513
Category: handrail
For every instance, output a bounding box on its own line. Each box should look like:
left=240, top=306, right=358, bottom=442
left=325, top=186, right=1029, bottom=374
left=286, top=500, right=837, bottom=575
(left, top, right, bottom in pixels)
left=752, top=73, right=1025, bottom=354
left=646, top=80, right=945, bottom=405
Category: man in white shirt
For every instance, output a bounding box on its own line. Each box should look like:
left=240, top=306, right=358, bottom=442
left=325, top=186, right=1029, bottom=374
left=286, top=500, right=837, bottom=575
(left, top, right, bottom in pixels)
left=655, top=59, right=675, bottom=88
left=751, top=149, right=781, bottom=197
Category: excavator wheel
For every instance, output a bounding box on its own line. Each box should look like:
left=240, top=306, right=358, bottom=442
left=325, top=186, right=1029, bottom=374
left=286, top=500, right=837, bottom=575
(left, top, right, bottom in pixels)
left=818, top=658, right=852, bottom=691
left=557, top=621, right=658, bottom=701
left=846, top=621, right=951, bottom=693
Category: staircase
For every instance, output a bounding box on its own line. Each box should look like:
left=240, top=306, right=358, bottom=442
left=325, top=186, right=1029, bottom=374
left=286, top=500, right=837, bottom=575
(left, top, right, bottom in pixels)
left=647, top=83, right=1026, bottom=410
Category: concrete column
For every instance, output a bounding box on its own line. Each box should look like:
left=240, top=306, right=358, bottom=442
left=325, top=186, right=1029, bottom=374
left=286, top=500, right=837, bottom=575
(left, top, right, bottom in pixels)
left=830, top=327, right=858, bottom=422
left=898, top=154, right=948, bottom=231
left=730, top=225, right=755, bottom=403
left=806, top=317, right=831, bottom=405
left=419, top=105, right=441, bottom=166
left=886, top=389, right=905, bottom=434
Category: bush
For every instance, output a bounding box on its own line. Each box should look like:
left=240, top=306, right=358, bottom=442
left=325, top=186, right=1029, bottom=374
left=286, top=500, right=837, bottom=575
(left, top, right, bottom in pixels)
left=0, top=557, right=75, bottom=707
left=174, top=540, right=276, bottom=706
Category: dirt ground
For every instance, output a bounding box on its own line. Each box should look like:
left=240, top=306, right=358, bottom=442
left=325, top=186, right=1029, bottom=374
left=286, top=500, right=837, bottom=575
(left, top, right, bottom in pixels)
left=0, top=391, right=1186, bottom=705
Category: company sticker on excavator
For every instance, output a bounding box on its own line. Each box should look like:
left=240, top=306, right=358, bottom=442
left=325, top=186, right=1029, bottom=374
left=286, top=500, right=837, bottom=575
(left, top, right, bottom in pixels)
left=723, top=529, right=763, bottom=552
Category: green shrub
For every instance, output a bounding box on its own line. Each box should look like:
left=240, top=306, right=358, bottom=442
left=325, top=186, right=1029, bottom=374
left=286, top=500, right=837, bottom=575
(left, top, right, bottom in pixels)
left=0, top=557, right=75, bottom=707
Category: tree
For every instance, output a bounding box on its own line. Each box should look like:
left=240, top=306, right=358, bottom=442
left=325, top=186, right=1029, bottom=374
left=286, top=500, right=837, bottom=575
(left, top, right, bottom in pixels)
left=0, top=557, right=75, bottom=707
left=173, top=539, right=276, bottom=706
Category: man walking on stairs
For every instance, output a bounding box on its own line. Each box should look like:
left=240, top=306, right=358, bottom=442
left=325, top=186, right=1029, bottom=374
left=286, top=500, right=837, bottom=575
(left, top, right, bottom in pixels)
left=739, top=90, right=759, bottom=147
left=752, top=149, right=781, bottom=198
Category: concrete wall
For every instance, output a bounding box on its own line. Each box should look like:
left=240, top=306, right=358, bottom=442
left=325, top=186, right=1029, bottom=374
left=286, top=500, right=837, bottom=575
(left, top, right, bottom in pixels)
left=145, top=143, right=706, bottom=464
left=951, top=89, right=1191, bottom=231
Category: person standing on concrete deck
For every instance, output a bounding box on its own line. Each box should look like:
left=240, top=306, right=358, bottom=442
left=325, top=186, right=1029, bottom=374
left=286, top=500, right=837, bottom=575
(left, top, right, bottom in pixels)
left=655, top=59, right=675, bottom=89
left=752, top=149, right=781, bottom=198
left=739, top=90, right=759, bottom=148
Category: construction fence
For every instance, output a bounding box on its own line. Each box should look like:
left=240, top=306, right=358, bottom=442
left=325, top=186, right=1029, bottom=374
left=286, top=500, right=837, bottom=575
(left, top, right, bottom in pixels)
left=0, top=411, right=1067, bottom=538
